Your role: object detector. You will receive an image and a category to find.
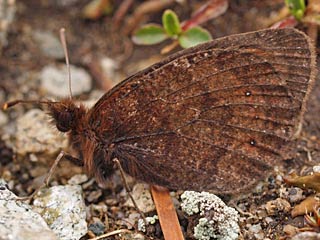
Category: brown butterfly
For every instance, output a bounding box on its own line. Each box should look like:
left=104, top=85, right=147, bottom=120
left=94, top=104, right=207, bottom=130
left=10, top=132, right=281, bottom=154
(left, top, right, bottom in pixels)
left=6, top=28, right=316, bottom=194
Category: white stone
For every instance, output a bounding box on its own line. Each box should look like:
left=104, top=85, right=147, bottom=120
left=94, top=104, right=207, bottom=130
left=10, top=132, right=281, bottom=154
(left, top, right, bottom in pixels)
left=292, top=232, right=320, bottom=240
left=0, top=181, right=58, bottom=240
left=68, top=174, right=88, bottom=185
left=0, top=110, right=8, bottom=126
left=100, top=57, right=123, bottom=85
left=33, top=30, right=64, bottom=59
left=313, top=165, right=320, bottom=173
left=33, top=185, right=87, bottom=240
left=40, top=64, right=92, bottom=97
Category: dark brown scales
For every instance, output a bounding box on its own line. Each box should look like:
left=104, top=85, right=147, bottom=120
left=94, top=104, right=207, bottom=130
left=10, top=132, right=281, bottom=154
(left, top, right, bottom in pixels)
left=48, top=28, right=316, bottom=194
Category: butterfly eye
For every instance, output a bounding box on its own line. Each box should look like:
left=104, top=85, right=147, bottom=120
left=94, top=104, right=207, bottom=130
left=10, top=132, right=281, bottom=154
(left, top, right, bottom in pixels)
left=56, top=110, right=73, bottom=132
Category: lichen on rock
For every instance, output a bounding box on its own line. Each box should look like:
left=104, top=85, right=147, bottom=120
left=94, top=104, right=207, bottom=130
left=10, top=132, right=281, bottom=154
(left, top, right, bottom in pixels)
left=181, top=191, right=239, bottom=240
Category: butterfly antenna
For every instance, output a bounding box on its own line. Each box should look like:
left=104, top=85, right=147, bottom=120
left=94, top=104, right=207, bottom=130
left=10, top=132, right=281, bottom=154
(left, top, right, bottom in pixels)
left=59, top=28, right=73, bottom=100
left=2, top=100, right=58, bottom=110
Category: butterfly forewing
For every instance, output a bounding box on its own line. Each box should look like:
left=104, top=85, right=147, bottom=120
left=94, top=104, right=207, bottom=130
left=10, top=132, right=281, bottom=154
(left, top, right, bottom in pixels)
left=89, top=28, right=316, bottom=193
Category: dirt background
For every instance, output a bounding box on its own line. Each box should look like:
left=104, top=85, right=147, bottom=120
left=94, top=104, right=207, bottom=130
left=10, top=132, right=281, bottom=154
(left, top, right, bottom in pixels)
left=0, top=0, right=320, bottom=239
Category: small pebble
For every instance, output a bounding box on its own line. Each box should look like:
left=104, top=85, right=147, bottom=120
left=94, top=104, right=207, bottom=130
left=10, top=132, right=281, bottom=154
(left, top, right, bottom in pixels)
left=254, top=233, right=265, bottom=240
left=287, top=187, right=304, bottom=203
left=124, top=183, right=155, bottom=213
left=89, top=204, right=108, bottom=216
left=275, top=174, right=283, bottom=183
left=56, top=0, right=79, bottom=7
left=33, top=30, right=64, bottom=59
left=283, top=224, right=299, bottom=237
left=313, top=165, right=320, bottom=173
left=0, top=111, right=8, bottom=126
left=248, top=224, right=265, bottom=240
left=100, top=57, right=123, bottom=85
left=68, top=174, right=88, bottom=185
left=292, top=231, right=320, bottom=240
left=253, top=182, right=265, bottom=193
left=88, top=219, right=105, bottom=236
left=265, top=198, right=291, bottom=215
left=264, top=217, right=273, bottom=224
left=87, top=189, right=102, bottom=203
left=106, top=198, right=118, bottom=206
left=248, top=223, right=262, bottom=234
left=132, top=233, right=145, bottom=240
left=256, top=209, right=267, bottom=218
left=0, top=0, right=15, bottom=50
left=122, top=212, right=141, bottom=229
left=40, top=64, right=92, bottom=97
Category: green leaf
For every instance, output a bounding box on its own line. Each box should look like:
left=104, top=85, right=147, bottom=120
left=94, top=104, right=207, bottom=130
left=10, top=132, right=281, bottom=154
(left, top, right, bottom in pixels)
left=162, top=10, right=182, bottom=37
left=178, top=27, right=212, bottom=48
left=132, top=24, right=168, bottom=45
left=285, top=0, right=306, bottom=20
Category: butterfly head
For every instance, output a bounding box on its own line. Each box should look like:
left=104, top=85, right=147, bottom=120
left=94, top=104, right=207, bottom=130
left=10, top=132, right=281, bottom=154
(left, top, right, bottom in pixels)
left=48, top=99, right=87, bottom=133
left=2, top=98, right=87, bottom=134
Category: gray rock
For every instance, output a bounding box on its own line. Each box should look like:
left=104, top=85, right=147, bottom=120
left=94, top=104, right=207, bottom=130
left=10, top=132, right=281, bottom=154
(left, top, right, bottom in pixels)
left=292, top=232, right=320, bottom=240
left=0, top=110, right=8, bottom=126
left=132, top=233, right=146, bottom=240
left=88, top=218, right=105, bottom=236
left=32, top=185, right=87, bottom=240
left=15, top=109, right=68, bottom=155
left=56, top=0, right=79, bottom=7
left=124, top=183, right=155, bottom=213
left=287, top=187, right=304, bottom=203
left=122, top=212, right=141, bottom=229
left=87, top=189, right=102, bottom=203
left=181, top=191, right=239, bottom=240
left=0, top=0, right=15, bottom=52
left=0, top=181, right=58, bottom=240
left=40, top=64, right=92, bottom=97
left=313, top=165, right=320, bottom=173
left=248, top=224, right=264, bottom=240
left=121, top=232, right=146, bottom=240
left=33, top=30, right=64, bottom=59
left=100, top=57, right=123, bottom=86
left=248, top=223, right=262, bottom=233
left=68, top=174, right=88, bottom=185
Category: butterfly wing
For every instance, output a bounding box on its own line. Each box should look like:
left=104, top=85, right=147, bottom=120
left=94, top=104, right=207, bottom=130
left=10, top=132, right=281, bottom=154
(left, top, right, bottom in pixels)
left=89, top=28, right=316, bottom=193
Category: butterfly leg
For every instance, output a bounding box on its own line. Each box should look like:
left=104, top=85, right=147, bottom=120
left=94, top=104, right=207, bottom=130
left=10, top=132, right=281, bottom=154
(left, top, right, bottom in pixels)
left=113, top=158, right=147, bottom=226
left=16, top=151, right=82, bottom=201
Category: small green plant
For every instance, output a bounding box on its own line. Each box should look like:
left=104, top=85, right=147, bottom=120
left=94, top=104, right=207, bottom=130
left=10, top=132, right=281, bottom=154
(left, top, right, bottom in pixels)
left=273, top=0, right=320, bottom=28
left=132, top=9, right=212, bottom=50
left=285, top=0, right=306, bottom=20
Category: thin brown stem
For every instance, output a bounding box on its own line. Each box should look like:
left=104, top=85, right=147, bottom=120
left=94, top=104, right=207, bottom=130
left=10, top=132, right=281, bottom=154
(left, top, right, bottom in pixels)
left=112, top=0, right=134, bottom=29
left=89, top=229, right=132, bottom=240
